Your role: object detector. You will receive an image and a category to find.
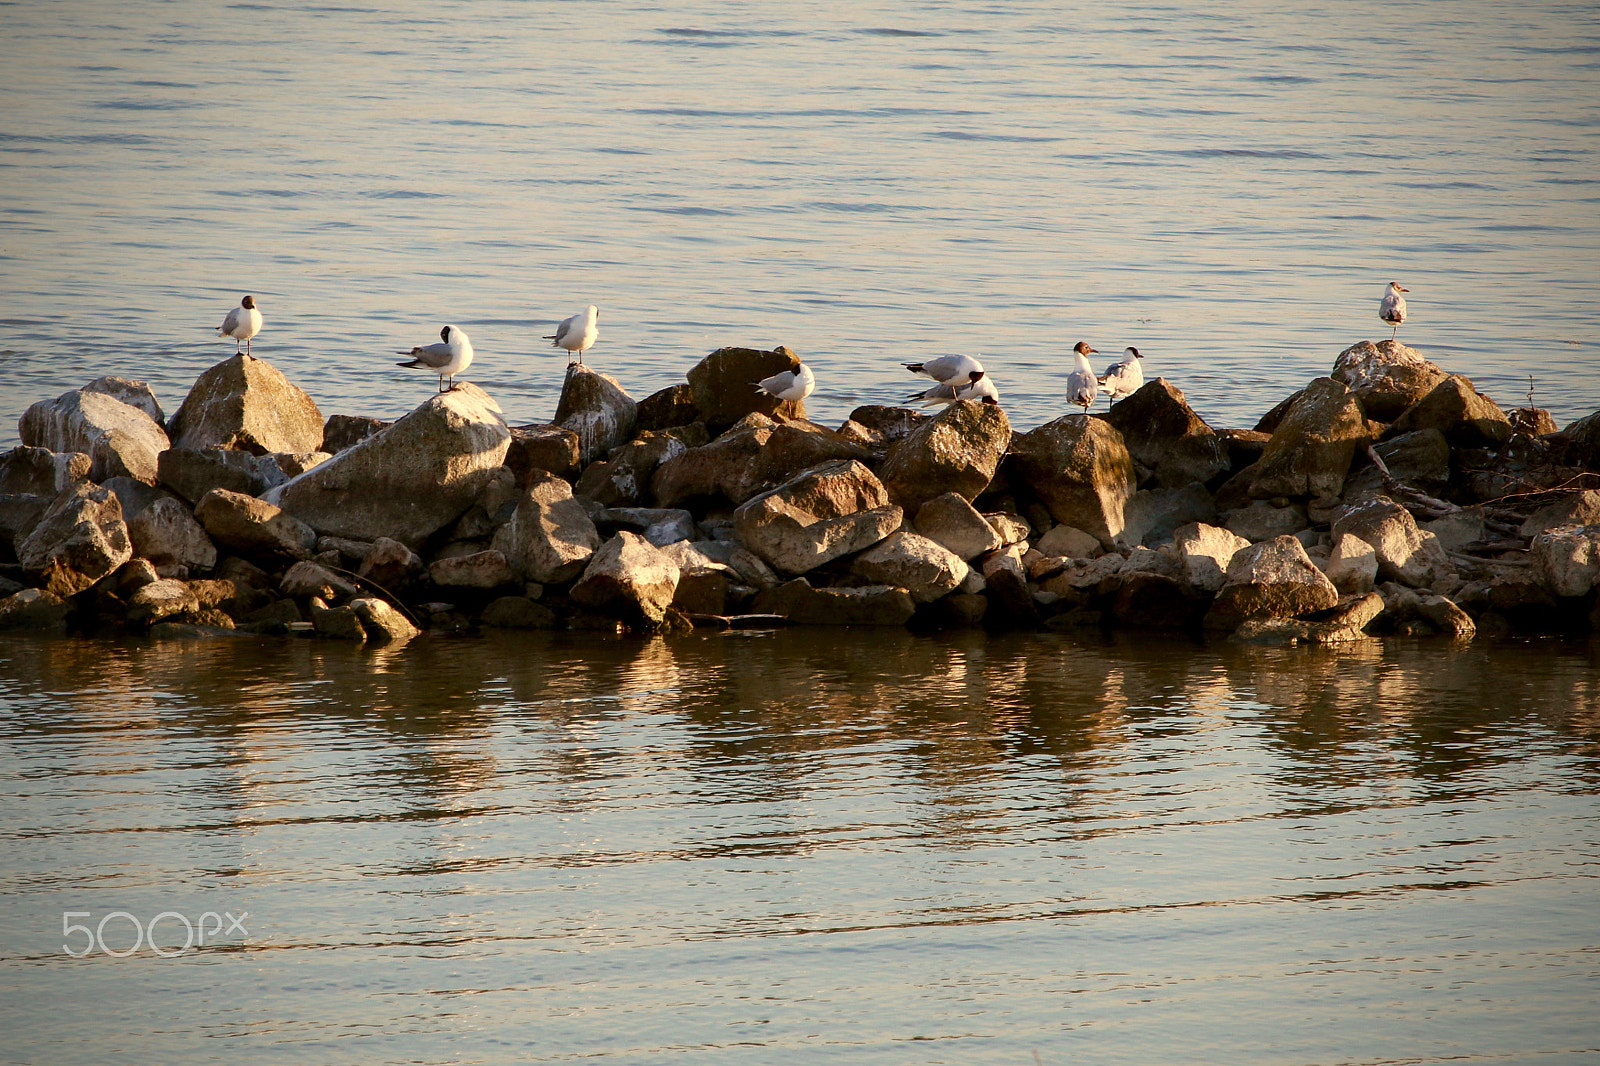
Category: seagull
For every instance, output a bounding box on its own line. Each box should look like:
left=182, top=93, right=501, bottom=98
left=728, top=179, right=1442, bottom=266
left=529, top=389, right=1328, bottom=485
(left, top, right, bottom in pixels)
left=545, top=304, right=599, bottom=364
left=396, top=325, right=474, bottom=392
left=1097, top=346, right=1144, bottom=404
left=217, top=295, right=262, bottom=357
left=902, top=353, right=985, bottom=387
left=1380, top=282, right=1409, bottom=339
left=907, top=370, right=1000, bottom=407
left=755, top=362, right=815, bottom=402
left=1066, top=341, right=1099, bottom=412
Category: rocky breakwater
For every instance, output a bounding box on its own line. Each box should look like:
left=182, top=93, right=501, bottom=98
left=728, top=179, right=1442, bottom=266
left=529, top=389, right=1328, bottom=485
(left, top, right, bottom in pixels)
left=4, top=339, right=1600, bottom=645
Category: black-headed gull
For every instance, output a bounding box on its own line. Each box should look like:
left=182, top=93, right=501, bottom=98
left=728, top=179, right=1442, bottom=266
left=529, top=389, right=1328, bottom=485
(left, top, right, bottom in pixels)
left=1380, top=282, right=1408, bottom=339
left=546, top=304, right=599, bottom=364
left=217, top=295, right=262, bottom=357
left=907, top=370, right=1000, bottom=407
left=1066, top=341, right=1099, bottom=412
left=755, top=362, right=815, bottom=402
left=902, top=353, right=985, bottom=386
left=397, top=325, right=474, bottom=392
left=1097, top=346, right=1144, bottom=404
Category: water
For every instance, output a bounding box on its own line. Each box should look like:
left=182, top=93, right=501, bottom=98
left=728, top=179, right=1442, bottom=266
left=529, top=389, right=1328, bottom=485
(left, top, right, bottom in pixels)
left=1, top=628, right=1597, bottom=1064
left=3, top=1, right=1599, bottom=444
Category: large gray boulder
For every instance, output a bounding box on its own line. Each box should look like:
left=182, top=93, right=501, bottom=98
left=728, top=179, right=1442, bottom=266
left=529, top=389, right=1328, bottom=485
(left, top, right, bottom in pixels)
left=733, top=459, right=901, bottom=575
left=1205, top=534, right=1340, bottom=630
left=19, top=388, right=171, bottom=484
left=491, top=472, right=603, bottom=584
left=1385, top=374, right=1512, bottom=448
left=1250, top=377, right=1369, bottom=499
left=157, top=446, right=272, bottom=503
left=17, top=483, right=133, bottom=596
left=686, top=346, right=806, bottom=431
left=1330, top=340, right=1448, bottom=422
left=913, top=492, right=1003, bottom=561
left=83, top=376, right=166, bottom=426
left=0, top=446, right=92, bottom=497
left=194, top=487, right=317, bottom=557
left=1100, top=378, right=1229, bottom=488
left=1174, top=521, right=1250, bottom=594
left=570, top=531, right=681, bottom=625
left=651, top=417, right=780, bottom=508
left=1530, top=525, right=1600, bottom=598
left=573, top=432, right=687, bottom=507
left=266, top=384, right=510, bottom=547
left=127, top=497, right=217, bottom=571
left=878, top=399, right=1011, bottom=515
left=555, top=364, right=638, bottom=465
left=506, top=423, right=583, bottom=483
left=850, top=530, right=969, bottom=603
left=167, top=354, right=324, bottom=454
left=1331, top=496, right=1452, bottom=588
left=1008, top=415, right=1136, bottom=550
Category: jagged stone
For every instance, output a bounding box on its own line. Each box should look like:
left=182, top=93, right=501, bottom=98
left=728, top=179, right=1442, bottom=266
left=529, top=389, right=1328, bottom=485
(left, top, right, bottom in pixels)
left=506, top=423, right=582, bottom=484
left=280, top=560, right=360, bottom=601
left=850, top=531, right=969, bottom=603
left=686, top=346, right=806, bottom=431
left=1250, top=377, right=1370, bottom=499
left=1205, top=535, right=1339, bottom=630
left=1380, top=586, right=1478, bottom=638
left=733, top=459, right=900, bottom=575
left=428, top=550, right=515, bottom=589
left=82, top=376, right=165, bottom=426
left=266, top=384, right=509, bottom=547
left=19, top=388, right=170, bottom=484
left=355, top=536, right=425, bottom=592
left=570, top=531, right=681, bottom=625
left=1034, top=524, right=1102, bottom=559
left=1530, top=525, right=1600, bottom=597
left=879, top=399, right=1011, bottom=515
left=127, top=497, right=217, bottom=571
left=195, top=488, right=316, bottom=557
left=555, top=364, right=638, bottom=465
left=349, top=597, right=421, bottom=643
left=1342, top=429, right=1452, bottom=504
left=1330, top=340, right=1449, bottom=422
left=167, top=353, right=323, bottom=454
left=0, top=446, right=91, bottom=496
left=1101, top=378, right=1229, bottom=488
left=593, top=507, right=697, bottom=547
left=126, top=578, right=199, bottom=626
left=157, top=446, right=270, bottom=503
left=755, top=423, right=873, bottom=490
left=753, top=578, right=916, bottom=626
left=651, top=418, right=778, bottom=508
left=987, top=513, right=1032, bottom=546
left=491, top=472, right=602, bottom=584
left=311, top=604, right=366, bottom=640
left=1331, top=496, right=1452, bottom=588
left=1174, top=522, right=1250, bottom=594
left=1325, top=533, right=1379, bottom=594
left=17, top=484, right=132, bottom=596
left=1519, top=490, right=1600, bottom=538
left=914, top=492, right=1003, bottom=560
left=0, top=494, right=49, bottom=552
left=321, top=415, right=388, bottom=454
left=1008, top=415, right=1136, bottom=550
left=635, top=383, right=701, bottom=432
left=575, top=432, right=687, bottom=507
left=1120, top=483, right=1219, bottom=549
left=1223, top=499, right=1309, bottom=542
left=1385, top=374, right=1512, bottom=448
left=1111, top=566, right=1208, bottom=628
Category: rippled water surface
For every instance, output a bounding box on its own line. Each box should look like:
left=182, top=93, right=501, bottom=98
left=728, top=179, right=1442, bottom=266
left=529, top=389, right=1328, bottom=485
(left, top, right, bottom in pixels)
left=1, top=628, right=1598, bottom=1064
left=3, top=0, right=1599, bottom=440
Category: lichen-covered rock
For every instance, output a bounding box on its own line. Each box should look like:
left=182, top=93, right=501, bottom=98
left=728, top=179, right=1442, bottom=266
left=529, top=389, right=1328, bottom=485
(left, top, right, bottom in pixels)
left=19, top=388, right=171, bottom=484
left=1330, top=340, right=1448, bottom=422
left=1530, top=525, right=1600, bottom=598
left=266, top=384, right=509, bottom=547
left=555, top=364, right=638, bottom=466
left=1249, top=377, right=1369, bottom=499
left=570, top=531, right=681, bottom=625
left=686, top=346, right=806, bottom=431
left=1008, top=415, right=1136, bottom=550
left=879, top=399, right=1011, bottom=515
left=491, top=472, right=602, bottom=584
left=753, top=578, right=917, bottom=626
left=733, top=459, right=901, bottom=575
left=167, top=354, right=323, bottom=454
left=914, top=492, right=1003, bottom=561
left=195, top=487, right=316, bottom=557
left=1385, top=374, right=1512, bottom=448
left=1174, top=522, right=1250, bottom=594
left=127, top=497, right=217, bottom=571
left=17, top=484, right=132, bottom=596
left=850, top=530, right=969, bottom=603
left=1331, top=496, right=1452, bottom=588
left=1101, top=378, right=1229, bottom=488
left=1205, top=534, right=1339, bottom=630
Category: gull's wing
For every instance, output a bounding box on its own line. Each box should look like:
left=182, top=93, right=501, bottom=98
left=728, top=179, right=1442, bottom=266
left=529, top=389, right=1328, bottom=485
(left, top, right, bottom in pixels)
left=398, top=342, right=454, bottom=368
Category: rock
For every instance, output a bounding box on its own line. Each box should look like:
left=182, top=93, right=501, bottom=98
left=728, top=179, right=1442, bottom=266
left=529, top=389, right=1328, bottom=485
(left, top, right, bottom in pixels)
left=0, top=587, right=71, bottom=630
left=1230, top=590, right=1385, bottom=645
left=1038, top=552, right=1126, bottom=595
left=266, top=384, right=510, bottom=547
left=914, top=493, right=1003, bottom=560
left=281, top=560, right=359, bottom=601
left=987, top=513, right=1033, bottom=546
left=311, top=604, right=367, bottom=640
left=733, top=459, right=901, bottom=575
left=1100, top=378, right=1229, bottom=488
left=195, top=488, right=316, bottom=557
left=126, top=578, right=199, bottom=626
left=166, top=354, right=323, bottom=454
left=1120, top=483, right=1219, bottom=549
left=443, top=466, right=521, bottom=541
left=99, top=477, right=176, bottom=523
left=83, top=376, right=165, bottom=426
left=241, top=598, right=304, bottom=632
left=1329, top=340, right=1449, bottom=422
left=17, top=484, right=133, bottom=596
left=482, top=595, right=560, bottom=628
left=570, top=531, right=681, bottom=625
left=686, top=346, right=807, bottom=431
left=0, top=493, right=50, bottom=551
left=320, top=414, right=388, bottom=454
left=726, top=546, right=781, bottom=590
left=850, top=531, right=969, bottom=603
left=127, top=497, right=217, bottom=571
left=357, top=536, right=425, bottom=591
left=755, top=423, right=874, bottom=490
left=19, top=388, right=171, bottom=484
left=1519, top=490, right=1600, bottom=538
left=1111, top=564, right=1208, bottom=629
left=1508, top=407, right=1559, bottom=436
left=1217, top=427, right=1272, bottom=471
left=349, top=597, right=422, bottom=643
left=1325, top=533, right=1379, bottom=594
left=555, top=364, right=638, bottom=465
left=1034, top=524, right=1102, bottom=559
left=575, top=432, right=687, bottom=507
left=634, top=383, right=701, bottom=432
left=1422, top=511, right=1486, bottom=551
left=878, top=399, right=1011, bottom=515
left=651, top=418, right=778, bottom=508
left=157, top=446, right=271, bottom=503
left=0, top=446, right=91, bottom=496
left=1380, top=586, right=1478, bottom=638
left=1385, top=374, right=1512, bottom=448
left=981, top=565, right=1040, bottom=628
left=1174, top=522, right=1250, bottom=593
left=593, top=507, right=697, bottom=546
left=840, top=405, right=931, bottom=455
left=1254, top=389, right=1303, bottom=435
left=491, top=472, right=603, bottom=584
left=1008, top=415, right=1136, bottom=550
left=1530, top=525, right=1600, bottom=597
left=1331, top=496, right=1452, bottom=588
left=1222, top=499, right=1309, bottom=542
left=428, top=550, right=516, bottom=589
left=1205, top=534, right=1339, bottom=630
left=1341, top=429, right=1451, bottom=504
left=115, top=557, right=161, bottom=595
left=1249, top=377, right=1370, bottom=499
left=753, top=578, right=916, bottom=626
left=671, top=565, right=732, bottom=615
left=506, top=423, right=583, bottom=484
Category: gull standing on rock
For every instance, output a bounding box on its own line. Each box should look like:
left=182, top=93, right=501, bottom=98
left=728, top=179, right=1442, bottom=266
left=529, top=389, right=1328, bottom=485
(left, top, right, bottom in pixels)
left=755, top=362, right=816, bottom=402
left=1380, top=282, right=1409, bottom=339
left=546, top=304, right=599, bottom=364
left=902, top=353, right=985, bottom=387
left=397, top=325, right=474, bottom=393
left=1066, top=341, right=1099, bottom=412
left=1097, top=347, right=1144, bottom=404
left=217, top=295, right=263, bottom=357
left=907, top=370, right=1000, bottom=407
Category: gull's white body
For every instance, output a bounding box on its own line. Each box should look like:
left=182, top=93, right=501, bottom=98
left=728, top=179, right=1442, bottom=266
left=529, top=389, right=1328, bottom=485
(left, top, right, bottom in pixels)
left=908, top=373, right=1000, bottom=407
left=397, top=325, right=474, bottom=391
left=903, top=353, right=984, bottom=386
left=547, top=304, right=599, bottom=363
left=1380, top=282, right=1409, bottom=338
left=1066, top=342, right=1099, bottom=411
left=1098, top=347, right=1144, bottom=403
left=217, top=295, right=263, bottom=356
left=756, top=362, right=815, bottom=402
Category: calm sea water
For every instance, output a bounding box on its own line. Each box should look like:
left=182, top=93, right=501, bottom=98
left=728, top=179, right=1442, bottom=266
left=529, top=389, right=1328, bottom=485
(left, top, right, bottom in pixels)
left=2, top=0, right=1599, bottom=442
left=0, top=628, right=1597, bottom=1064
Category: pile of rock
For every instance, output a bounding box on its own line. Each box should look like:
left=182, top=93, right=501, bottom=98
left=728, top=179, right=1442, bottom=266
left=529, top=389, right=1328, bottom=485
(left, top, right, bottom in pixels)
left=4, top=340, right=1598, bottom=644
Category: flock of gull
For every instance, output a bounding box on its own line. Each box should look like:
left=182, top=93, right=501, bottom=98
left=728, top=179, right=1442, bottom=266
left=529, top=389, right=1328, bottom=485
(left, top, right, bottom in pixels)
left=213, top=282, right=1410, bottom=415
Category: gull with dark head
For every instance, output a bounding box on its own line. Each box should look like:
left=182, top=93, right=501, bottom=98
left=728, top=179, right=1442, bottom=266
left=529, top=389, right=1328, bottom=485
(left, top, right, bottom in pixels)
left=1066, top=341, right=1099, bottom=412
left=1380, top=282, right=1409, bottom=339
left=907, top=370, right=1000, bottom=407
left=546, top=304, right=599, bottom=364
left=755, top=362, right=815, bottom=403
left=1097, top=346, right=1144, bottom=404
left=217, top=295, right=263, bottom=357
left=902, top=353, right=985, bottom=387
left=397, top=325, right=474, bottom=393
